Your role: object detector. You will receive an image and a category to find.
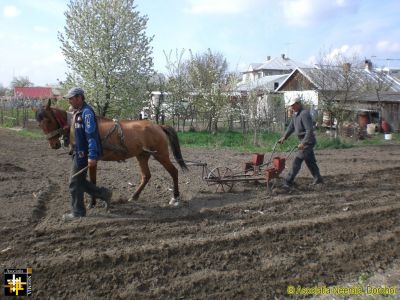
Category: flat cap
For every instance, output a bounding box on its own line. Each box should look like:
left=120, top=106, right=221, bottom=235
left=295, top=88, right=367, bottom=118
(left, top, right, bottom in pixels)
left=64, top=87, right=84, bottom=99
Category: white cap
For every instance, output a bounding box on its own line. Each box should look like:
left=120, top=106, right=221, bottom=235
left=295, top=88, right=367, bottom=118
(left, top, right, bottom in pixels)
left=288, top=96, right=301, bottom=106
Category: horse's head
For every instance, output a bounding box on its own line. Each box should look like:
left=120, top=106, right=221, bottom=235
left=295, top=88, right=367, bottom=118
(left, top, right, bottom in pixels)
left=35, top=99, right=68, bottom=149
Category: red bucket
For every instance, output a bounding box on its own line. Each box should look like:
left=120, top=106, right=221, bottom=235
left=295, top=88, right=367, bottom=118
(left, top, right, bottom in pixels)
left=273, top=157, right=285, bottom=173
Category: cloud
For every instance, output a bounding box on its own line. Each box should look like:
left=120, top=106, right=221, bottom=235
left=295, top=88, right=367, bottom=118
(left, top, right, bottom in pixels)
left=282, top=0, right=359, bottom=26
left=326, top=44, right=364, bottom=60
left=3, top=5, right=21, bottom=17
left=282, top=0, right=313, bottom=26
left=376, top=40, right=400, bottom=53
left=184, top=0, right=257, bottom=14
left=306, top=44, right=365, bottom=64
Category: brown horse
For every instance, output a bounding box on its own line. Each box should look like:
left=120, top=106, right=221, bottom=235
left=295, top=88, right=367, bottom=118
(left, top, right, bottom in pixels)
left=35, top=100, right=188, bottom=206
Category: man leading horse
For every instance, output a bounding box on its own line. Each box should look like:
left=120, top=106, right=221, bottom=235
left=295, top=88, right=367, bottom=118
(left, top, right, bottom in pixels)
left=36, top=87, right=188, bottom=216
left=64, top=87, right=112, bottom=220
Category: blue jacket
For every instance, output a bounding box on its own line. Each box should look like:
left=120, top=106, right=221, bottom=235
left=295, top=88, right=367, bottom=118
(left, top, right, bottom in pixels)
left=73, top=102, right=103, bottom=167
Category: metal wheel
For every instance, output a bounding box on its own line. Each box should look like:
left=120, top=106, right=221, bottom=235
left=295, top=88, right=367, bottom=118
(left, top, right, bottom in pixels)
left=207, top=167, right=234, bottom=192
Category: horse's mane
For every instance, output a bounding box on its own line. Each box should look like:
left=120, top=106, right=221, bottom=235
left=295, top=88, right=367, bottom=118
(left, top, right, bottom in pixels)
left=35, top=106, right=67, bottom=122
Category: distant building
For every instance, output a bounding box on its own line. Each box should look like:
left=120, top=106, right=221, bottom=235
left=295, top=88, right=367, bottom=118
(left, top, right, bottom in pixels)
left=239, top=54, right=310, bottom=90
left=234, top=54, right=309, bottom=122
left=14, top=86, right=60, bottom=100
left=276, top=60, right=400, bottom=131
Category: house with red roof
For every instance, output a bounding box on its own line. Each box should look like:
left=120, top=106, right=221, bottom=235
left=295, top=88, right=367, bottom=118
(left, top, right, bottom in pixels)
left=14, top=86, right=60, bottom=100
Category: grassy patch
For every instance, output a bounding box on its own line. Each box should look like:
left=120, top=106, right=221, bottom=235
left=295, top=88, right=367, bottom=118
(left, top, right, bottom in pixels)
left=16, top=129, right=44, bottom=139
left=315, top=137, right=353, bottom=150
left=178, top=130, right=286, bottom=152
left=4, top=125, right=399, bottom=152
left=178, top=130, right=358, bottom=152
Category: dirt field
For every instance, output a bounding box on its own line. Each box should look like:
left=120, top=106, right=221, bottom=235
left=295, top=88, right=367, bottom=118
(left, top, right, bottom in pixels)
left=0, top=127, right=399, bottom=299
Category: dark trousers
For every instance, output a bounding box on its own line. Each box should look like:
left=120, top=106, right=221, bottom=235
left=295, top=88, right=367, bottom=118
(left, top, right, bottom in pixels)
left=69, top=155, right=105, bottom=217
left=286, top=145, right=321, bottom=184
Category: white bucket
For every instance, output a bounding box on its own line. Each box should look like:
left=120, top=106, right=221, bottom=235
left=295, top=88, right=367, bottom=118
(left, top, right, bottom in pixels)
left=384, top=133, right=392, bottom=140
left=366, top=123, right=376, bottom=135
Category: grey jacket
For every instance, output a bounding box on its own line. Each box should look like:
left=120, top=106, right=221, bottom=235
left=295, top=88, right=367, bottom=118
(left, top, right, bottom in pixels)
left=283, top=106, right=316, bottom=145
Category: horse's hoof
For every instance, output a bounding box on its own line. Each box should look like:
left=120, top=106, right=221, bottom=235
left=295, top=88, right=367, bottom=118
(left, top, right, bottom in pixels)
left=169, top=197, right=180, bottom=207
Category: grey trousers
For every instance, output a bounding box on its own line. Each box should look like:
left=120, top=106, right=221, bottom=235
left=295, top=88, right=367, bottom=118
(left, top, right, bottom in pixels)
left=286, top=145, right=321, bottom=184
left=69, top=155, right=106, bottom=217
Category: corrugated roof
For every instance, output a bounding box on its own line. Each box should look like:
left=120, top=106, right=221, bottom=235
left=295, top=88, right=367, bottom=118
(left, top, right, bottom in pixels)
left=14, top=87, right=55, bottom=99
left=359, top=92, right=400, bottom=103
left=244, top=63, right=263, bottom=72
left=256, top=56, right=310, bottom=71
left=279, top=67, right=400, bottom=93
left=236, top=74, right=289, bottom=92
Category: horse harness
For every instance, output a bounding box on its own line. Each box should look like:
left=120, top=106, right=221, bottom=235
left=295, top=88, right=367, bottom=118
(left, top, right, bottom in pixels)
left=102, top=119, right=129, bottom=155
left=47, top=110, right=153, bottom=157
left=45, top=109, right=70, bottom=140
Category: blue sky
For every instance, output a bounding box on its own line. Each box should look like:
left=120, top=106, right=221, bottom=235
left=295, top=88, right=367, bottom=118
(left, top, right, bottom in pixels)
left=0, top=0, right=399, bottom=87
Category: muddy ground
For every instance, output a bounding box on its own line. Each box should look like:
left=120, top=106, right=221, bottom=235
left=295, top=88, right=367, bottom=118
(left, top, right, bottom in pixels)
left=0, top=127, right=399, bottom=299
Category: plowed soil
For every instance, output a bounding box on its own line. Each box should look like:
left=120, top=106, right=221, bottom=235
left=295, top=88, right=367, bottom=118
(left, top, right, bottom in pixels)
left=0, top=128, right=399, bottom=299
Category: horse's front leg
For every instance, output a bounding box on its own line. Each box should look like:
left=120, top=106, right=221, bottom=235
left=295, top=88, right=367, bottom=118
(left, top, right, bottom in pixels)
left=128, top=154, right=151, bottom=202
left=88, top=165, right=97, bottom=208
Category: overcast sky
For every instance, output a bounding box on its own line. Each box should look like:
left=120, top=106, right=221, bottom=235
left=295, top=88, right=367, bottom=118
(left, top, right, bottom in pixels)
left=1, top=0, right=399, bottom=87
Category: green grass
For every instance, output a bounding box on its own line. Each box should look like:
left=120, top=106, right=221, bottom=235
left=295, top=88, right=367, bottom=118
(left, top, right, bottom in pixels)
left=357, top=132, right=400, bottom=145
left=2, top=125, right=399, bottom=153
left=315, top=137, right=353, bottom=150
left=16, top=129, right=44, bottom=139
left=178, top=130, right=284, bottom=152
left=178, top=129, right=358, bottom=153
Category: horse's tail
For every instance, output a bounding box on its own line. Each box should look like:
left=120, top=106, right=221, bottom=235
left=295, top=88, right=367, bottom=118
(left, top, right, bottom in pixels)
left=160, top=125, right=188, bottom=171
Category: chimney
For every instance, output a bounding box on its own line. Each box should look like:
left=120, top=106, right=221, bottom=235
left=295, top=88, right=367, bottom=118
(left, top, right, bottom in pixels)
left=267, top=55, right=271, bottom=61
left=281, top=53, right=286, bottom=59
left=364, top=59, right=372, bottom=71
left=342, top=63, right=351, bottom=73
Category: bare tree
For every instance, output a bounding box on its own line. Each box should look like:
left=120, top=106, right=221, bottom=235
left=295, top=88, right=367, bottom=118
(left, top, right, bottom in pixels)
left=0, top=84, right=10, bottom=97
left=164, top=49, right=192, bottom=130
left=363, top=60, right=394, bottom=122
left=146, top=73, right=167, bottom=124
left=188, top=49, right=229, bottom=133
left=10, top=76, right=33, bottom=89
left=307, top=52, right=365, bottom=137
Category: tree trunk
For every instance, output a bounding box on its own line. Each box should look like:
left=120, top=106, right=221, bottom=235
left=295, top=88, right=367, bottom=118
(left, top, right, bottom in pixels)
left=253, top=127, right=258, bottom=146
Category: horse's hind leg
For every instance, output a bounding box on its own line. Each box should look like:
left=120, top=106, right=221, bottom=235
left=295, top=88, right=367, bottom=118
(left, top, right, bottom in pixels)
left=128, top=154, right=151, bottom=202
left=88, top=165, right=97, bottom=208
left=155, top=156, right=180, bottom=206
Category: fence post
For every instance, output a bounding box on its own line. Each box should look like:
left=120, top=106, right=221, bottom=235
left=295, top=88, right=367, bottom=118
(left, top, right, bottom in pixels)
left=0, top=100, right=3, bottom=125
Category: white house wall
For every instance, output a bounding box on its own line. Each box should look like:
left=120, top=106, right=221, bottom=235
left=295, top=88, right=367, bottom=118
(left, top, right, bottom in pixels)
left=284, top=90, right=318, bottom=106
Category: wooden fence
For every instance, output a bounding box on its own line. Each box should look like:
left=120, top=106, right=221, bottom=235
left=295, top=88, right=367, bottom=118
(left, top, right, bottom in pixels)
left=0, top=99, right=39, bottom=128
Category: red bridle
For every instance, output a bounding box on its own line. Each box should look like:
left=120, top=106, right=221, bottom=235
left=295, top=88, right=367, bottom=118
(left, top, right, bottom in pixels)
left=45, top=109, right=69, bottom=140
